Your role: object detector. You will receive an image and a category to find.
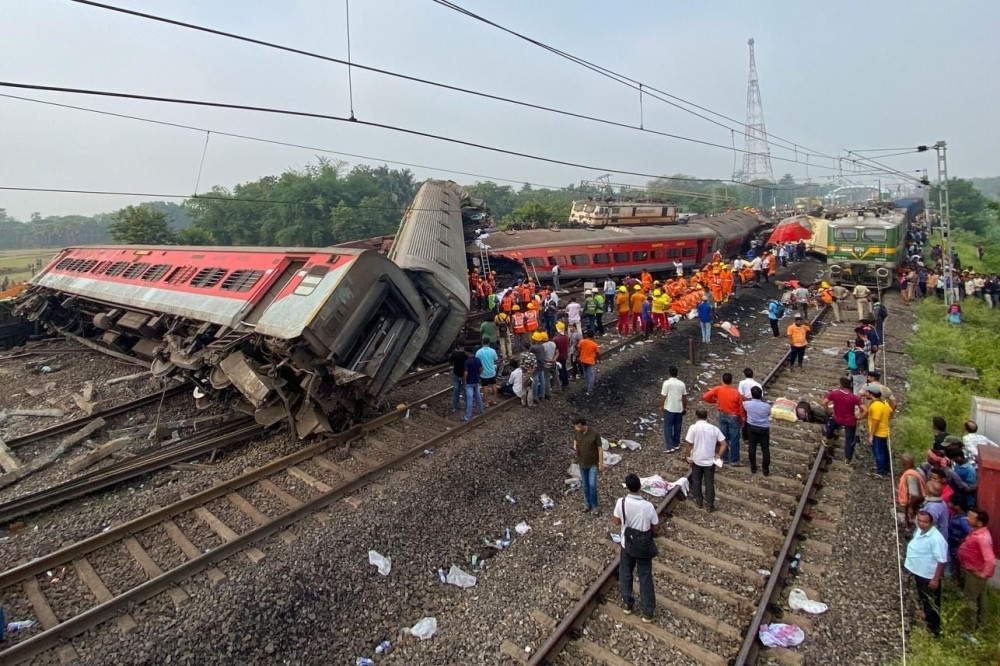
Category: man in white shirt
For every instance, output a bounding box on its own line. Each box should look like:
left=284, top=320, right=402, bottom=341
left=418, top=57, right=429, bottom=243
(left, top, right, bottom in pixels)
left=751, top=256, right=763, bottom=284
left=603, top=276, right=617, bottom=314
left=500, top=359, right=527, bottom=405
left=672, top=260, right=684, bottom=277
left=963, top=420, right=998, bottom=468
left=657, top=365, right=687, bottom=453
left=566, top=298, right=582, bottom=328
left=613, top=473, right=659, bottom=622
left=737, top=367, right=762, bottom=400
left=551, top=263, right=561, bottom=291
left=684, top=409, right=728, bottom=512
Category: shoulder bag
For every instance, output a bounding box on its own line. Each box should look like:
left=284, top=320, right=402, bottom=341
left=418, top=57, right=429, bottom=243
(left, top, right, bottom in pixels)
left=621, top=496, right=658, bottom=559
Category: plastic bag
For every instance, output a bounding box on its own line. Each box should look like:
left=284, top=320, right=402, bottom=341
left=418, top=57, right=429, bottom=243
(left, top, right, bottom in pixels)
left=619, top=439, right=642, bottom=451
left=601, top=437, right=611, bottom=451
left=408, top=616, right=438, bottom=640
left=770, top=397, right=798, bottom=422
left=565, top=463, right=582, bottom=484
left=515, top=521, right=531, bottom=536
left=603, top=450, right=622, bottom=466
left=758, top=623, right=804, bottom=648
left=368, top=550, right=391, bottom=576
left=445, top=565, right=477, bottom=589
left=788, top=588, right=828, bottom=614
left=540, top=494, right=554, bottom=510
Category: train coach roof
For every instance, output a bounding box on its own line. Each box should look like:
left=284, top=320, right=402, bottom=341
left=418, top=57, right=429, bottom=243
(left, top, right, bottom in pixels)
left=53, top=245, right=368, bottom=255
left=827, top=215, right=902, bottom=229
left=480, top=224, right=717, bottom=251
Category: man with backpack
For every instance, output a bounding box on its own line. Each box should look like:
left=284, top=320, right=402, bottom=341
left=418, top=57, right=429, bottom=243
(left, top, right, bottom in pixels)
left=872, top=300, right=888, bottom=345
left=845, top=340, right=869, bottom=394
left=613, top=473, right=659, bottom=622
left=767, top=299, right=785, bottom=337
left=493, top=310, right=512, bottom=361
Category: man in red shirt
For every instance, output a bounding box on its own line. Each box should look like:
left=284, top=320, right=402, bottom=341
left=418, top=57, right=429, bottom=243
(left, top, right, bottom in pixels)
left=703, top=373, right=746, bottom=466
left=822, top=377, right=866, bottom=464
left=957, top=507, right=996, bottom=631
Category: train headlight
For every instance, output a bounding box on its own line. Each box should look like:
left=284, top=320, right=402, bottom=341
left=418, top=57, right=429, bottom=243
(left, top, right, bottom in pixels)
left=876, top=267, right=890, bottom=279
left=829, top=264, right=842, bottom=276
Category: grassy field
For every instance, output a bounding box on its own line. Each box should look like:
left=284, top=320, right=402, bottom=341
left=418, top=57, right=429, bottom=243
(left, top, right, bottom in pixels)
left=0, top=249, right=58, bottom=283
left=896, top=232, right=1000, bottom=665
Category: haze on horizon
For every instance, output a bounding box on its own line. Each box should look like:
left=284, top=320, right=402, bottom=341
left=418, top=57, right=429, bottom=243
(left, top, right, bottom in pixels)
left=1, top=0, right=996, bottom=220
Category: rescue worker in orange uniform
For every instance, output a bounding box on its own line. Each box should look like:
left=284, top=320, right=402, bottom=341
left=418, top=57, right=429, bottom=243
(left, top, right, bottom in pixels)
left=615, top=285, right=631, bottom=335
left=500, top=290, right=515, bottom=314
left=640, top=270, right=653, bottom=293
left=708, top=270, right=724, bottom=308
left=511, top=304, right=526, bottom=352
left=524, top=302, right=540, bottom=336
left=721, top=266, right=735, bottom=303
left=630, top=284, right=645, bottom=332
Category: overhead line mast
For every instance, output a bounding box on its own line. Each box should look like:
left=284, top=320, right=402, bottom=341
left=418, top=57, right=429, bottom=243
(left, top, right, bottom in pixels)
left=741, top=38, right=774, bottom=184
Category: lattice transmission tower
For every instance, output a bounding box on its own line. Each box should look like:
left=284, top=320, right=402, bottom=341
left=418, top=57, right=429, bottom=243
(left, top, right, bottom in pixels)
left=741, top=38, right=774, bottom=183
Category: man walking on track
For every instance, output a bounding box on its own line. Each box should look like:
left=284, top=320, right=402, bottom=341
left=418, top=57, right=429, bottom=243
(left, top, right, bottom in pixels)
left=573, top=417, right=604, bottom=514
left=853, top=283, right=871, bottom=320
left=703, top=373, right=745, bottom=466
left=685, top=409, right=728, bottom=512
left=822, top=376, right=865, bottom=464
left=696, top=295, right=713, bottom=343
left=743, top=386, right=771, bottom=475
left=658, top=365, right=687, bottom=452
left=786, top=314, right=810, bottom=370
left=866, top=385, right=892, bottom=478
left=614, top=473, right=659, bottom=623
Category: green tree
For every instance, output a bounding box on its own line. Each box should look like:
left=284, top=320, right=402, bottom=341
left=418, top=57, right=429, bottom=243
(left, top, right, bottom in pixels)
left=175, top=226, right=215, bottom=245
left=107, top=205, right=175, bottom=244
left=931, top=178, right=992, bottom=234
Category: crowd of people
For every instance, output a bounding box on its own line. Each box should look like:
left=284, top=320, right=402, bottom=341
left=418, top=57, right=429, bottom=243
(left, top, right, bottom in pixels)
left=900, top=417, right=997, bottom=642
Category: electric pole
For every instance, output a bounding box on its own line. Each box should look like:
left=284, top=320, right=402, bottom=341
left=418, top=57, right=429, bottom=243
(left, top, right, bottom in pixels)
left=934, top=141, right=953, bottom=306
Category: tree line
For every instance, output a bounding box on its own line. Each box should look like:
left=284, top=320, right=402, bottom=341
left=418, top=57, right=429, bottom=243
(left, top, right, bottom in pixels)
left=1, top=160, right=996, bottom=248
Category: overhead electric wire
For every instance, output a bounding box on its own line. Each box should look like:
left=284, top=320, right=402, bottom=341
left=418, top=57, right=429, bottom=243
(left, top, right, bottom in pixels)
left=69, top=0, right=829, bottom=169
left=844, top=151, right=924, bottom=184
left=0, top=92, right=571, bottom=190
left=429, top=0, right=840, bottom=164
left=0, top=81, right=863, bottom=187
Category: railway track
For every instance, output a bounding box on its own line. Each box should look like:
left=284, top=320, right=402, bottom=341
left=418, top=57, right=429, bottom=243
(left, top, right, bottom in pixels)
left=0, top=338, right=634, bottom=664
left=522, top=306, right=859, bottom=666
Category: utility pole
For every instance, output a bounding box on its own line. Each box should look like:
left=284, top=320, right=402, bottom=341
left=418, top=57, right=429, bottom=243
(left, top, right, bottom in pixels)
left=934, top=141, right=953, bottom=306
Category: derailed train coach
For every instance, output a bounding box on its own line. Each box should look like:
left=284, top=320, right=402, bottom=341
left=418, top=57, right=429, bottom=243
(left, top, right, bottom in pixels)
left=14, top=245, right=430, bottom=437
left=388, top=180, right=471, bottom=363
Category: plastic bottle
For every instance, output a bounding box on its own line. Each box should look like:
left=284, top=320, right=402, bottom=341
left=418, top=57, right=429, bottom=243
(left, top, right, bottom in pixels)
left=375, top=640, right=391, bottom=654
left=437, top=568, right=447, bottom=584
left=6, top=621, right=36, bottom=632
left=789, top=552, right=802, bottom=576
left=504, top=527, right=511, bottom=541
left=356, top=658, right=375, bottom=666
left=504, top=494, right=516, bottom=504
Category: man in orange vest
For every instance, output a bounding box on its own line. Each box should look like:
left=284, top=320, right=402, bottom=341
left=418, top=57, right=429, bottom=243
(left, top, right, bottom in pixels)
left=615, top=285, right=631, bottom=335
left=709, top=270, right=724, bottom=308
left=524, top=302, right=540, bottom=336
left=511, top=304, right=527, bottom=352
left=721, top=267, right=735, bottom=302
left=897, top=452, right=927, bottom=528
left=500, top=290, right=515, bottom=314
left=630, top=284, right=645, bottom=332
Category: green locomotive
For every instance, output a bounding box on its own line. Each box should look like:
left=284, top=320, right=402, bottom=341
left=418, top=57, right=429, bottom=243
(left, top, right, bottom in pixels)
left=825, top=206, right=906, bottom=289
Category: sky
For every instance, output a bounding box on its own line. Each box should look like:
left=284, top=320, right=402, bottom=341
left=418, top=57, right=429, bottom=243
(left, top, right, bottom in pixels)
left=0, top=0, right=996, bottom=219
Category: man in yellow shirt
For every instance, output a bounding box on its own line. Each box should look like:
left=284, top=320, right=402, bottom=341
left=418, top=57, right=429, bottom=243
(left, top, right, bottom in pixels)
left=866, top=385, right=892, bottom=478
left=785, top=315, right=811, bottom=370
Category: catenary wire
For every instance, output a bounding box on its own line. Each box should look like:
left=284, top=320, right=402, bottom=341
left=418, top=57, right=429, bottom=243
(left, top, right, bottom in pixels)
left=0, top=81, right=866, bottom=185
left=68, top=0, right=831, bottom=167
left=429, top=0, right=840, bottom=164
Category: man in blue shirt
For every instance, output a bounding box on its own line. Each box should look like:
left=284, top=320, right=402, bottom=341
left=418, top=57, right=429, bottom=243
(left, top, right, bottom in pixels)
left=743, top=386, right=771, bottom=475
left=903, top=510, right=948, bottom=637
left=766, top=299, right=783, bottom=338
left=476, top=338, right=499, bottom=407
left=696, top=295, right=713, bottom=343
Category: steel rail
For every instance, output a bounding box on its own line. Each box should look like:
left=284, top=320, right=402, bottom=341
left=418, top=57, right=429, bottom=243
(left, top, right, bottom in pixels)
left=0, top=386, right=500, bottom=665
left=0, top=418, right=258, bottom=524
left=5, top=385, right=188, bottom=449
left=528, top=306, right=831, bottom=665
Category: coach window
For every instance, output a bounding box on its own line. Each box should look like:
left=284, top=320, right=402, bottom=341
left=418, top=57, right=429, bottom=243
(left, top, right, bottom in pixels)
left=546, top=256, right=568, bottom=267
left=613, top=251, right=629, bottom=263
left=682, top=247, right=696, bottom=257
left=666, top=248, right=681, bottom=259
left=570, top=254, right=590, bottom=266
left=632, top=250, right=648, bottom=262
left=524, top=257, right=545, bottom=268
left=651, top=249, right=666, bottom=260
left=834, top=228, right=859, bottom=241
left=592, top=253, right=610, bottom=265
left=863, top=228, right=887, bottom=242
